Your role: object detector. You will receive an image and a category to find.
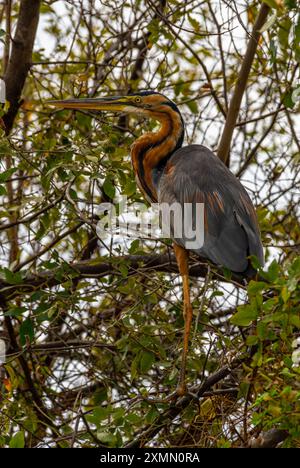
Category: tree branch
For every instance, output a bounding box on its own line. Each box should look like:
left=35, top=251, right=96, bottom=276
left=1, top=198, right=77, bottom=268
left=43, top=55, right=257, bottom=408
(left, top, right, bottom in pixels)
left=217, top=2, right=270, bottom=166
left=249, top=429, right=289, bottom=448
left=0, top=296, right=57, bottom=431
left=3, top=0, right=41, bottom=134
left=125, top=356, right=243, bottom=448
left=0, top=254, right=246, bottom=300
left=3, top=0, right=12, bottom=73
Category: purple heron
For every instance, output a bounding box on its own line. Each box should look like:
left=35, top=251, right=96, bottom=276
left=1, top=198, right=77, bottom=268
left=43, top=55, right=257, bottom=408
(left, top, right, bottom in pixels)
left=50, top=91, right=264, bottom=395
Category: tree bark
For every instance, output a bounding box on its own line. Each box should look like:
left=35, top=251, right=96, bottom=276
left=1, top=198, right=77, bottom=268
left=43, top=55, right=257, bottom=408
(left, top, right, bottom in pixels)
left=3, top=0, right=41, bottom=134
left=0, top=253, right=247, bottom=300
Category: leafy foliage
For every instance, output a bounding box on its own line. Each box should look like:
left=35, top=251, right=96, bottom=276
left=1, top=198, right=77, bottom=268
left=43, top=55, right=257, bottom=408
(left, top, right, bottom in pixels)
left=0, top=0, right=299, bottom=448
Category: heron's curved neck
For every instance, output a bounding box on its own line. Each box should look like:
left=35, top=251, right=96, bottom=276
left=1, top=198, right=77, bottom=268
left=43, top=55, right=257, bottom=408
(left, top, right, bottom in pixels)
left=131, top=106, right=184, bottom=202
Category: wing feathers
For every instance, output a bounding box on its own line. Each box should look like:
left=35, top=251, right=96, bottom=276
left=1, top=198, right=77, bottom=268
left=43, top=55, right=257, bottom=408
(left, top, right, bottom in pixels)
left=158, top=145, right=264, bottom=274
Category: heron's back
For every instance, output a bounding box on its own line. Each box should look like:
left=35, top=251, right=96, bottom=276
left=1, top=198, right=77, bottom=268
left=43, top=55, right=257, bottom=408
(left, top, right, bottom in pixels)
left=158, top=144, right=264, bottom=275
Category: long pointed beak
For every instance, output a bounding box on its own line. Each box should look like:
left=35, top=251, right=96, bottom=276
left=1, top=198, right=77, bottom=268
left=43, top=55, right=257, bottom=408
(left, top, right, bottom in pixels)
left=48, top=96, right=129, bottom=112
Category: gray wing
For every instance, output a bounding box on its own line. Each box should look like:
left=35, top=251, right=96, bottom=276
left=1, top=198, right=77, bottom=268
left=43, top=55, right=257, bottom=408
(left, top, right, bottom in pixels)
left=158, top=145, right=264, bottom=274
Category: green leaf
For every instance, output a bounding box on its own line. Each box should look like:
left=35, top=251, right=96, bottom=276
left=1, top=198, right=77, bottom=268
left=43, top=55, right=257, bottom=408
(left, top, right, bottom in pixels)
left=92, top=407, right=109, bottom=422
left=187, top=14, right=200, bottom=31
left=248, top=281, right=266, bottom=297
left=261, top=259, right=280, bottom=282
left=3, top=268, right=23, bottom=284
left=119, top=263, right=128, bottom=277
left=269, top=38, right=277, bottom=63
left=128, top=239, right=140, bottom=254
left=9, top=431, right=25, bottom=448
left=290, top=315, right=300, bottom=328
left=246, top=335, right=259, bottom=346
left=147, top=18, right=160, bottom=43
left=230, top=304, right=258, bottom=327
left=103, top=177, right=115, bottom=199
left=289, top=257, right=300, bottom=278
left=4, top=306, right=27, bottom=317
left=20, top=318, right=34, bottom=346
left=86, top=155, right=99, bottom=162
left=145, top=406, right=159, bottom=424
left=222, top=267, right=232, bottom=280
left=112, top=407, right=125, bottom=423
left=259, top=11, right=277, bottom=33
left=140, top=351, right=155, bottom=373
left=278, top=17, right=292, bottom=50
left=123, top=179, right=136, bottom=197
left=186, top=100, right=198, bottom=114
left=0, top=168, right=17, bottom=183
left=126, top=412, right=141, bottom=424
left=283, top=91, right=295, bottom=109
left=281, top=286, right=290, bottom=303
left=0, top=185, right=7, bottom=195
left=36, top=212, right=51, bottom=241
left=249, top=255, right=262, bottom=270
left=238, top=381, right=251, bottom=399
left=97, top=431, right=117, bottom=446
left=284, top=0, right=297, bottom=8
left=93, top=387, right=108, bottom=405
left=210, top=290, right=224, bottom=298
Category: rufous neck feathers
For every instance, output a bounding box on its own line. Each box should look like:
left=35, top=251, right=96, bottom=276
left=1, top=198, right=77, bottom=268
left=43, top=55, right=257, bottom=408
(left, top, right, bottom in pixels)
left=131, top=108, right=184, bottom=202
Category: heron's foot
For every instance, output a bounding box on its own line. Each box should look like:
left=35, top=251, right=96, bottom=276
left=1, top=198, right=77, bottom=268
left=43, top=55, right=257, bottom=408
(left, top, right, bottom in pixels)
left=176, top=382, right=187, bottom=396
left=176, top=385, right=200, bottom=402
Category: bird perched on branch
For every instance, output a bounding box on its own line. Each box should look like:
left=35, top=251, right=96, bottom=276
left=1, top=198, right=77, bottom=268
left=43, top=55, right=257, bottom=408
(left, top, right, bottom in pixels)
left=50, top=91, right=264, bottom=395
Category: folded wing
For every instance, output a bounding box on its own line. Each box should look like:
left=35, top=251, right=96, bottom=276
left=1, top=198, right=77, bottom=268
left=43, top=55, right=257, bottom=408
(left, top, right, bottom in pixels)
left=158, top=145, right=264, bottom=274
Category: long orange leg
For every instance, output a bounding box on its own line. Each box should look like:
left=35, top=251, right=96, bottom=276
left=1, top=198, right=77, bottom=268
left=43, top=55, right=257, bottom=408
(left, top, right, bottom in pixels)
left=173, top=243, right=193, bottom=396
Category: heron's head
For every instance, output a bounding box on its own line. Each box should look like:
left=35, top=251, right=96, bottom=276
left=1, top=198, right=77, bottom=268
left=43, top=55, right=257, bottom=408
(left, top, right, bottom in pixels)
left=48, top=91, right=180, bottom=118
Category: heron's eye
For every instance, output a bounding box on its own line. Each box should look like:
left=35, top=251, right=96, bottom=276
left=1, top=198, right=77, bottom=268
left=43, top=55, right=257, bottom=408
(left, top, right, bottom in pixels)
left=134, top=96, right=141, bottom=104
